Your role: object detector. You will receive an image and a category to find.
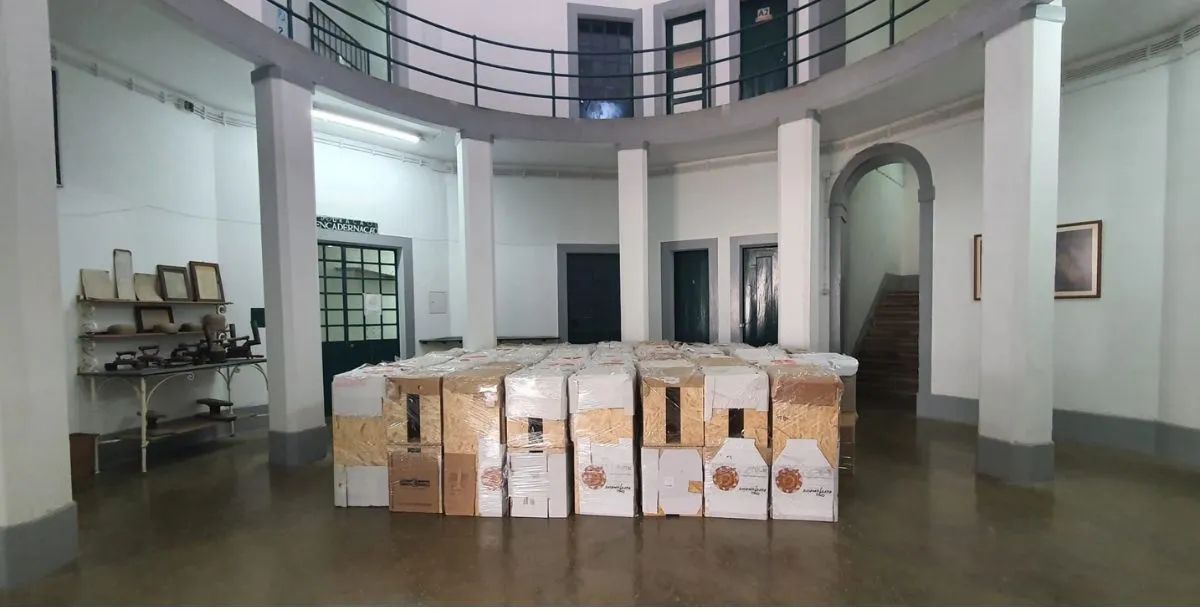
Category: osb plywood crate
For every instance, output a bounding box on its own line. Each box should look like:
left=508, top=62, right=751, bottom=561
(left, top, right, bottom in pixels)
left=443, top=363, right=523, bottom=454
left=505, top=364, right=579, bottom=451
left=507, top=417, right=569, bottom=450
left=570, top=362, right=638, bottom=517
left=767, top=364, right=842, bottom=522
left=701, top=365, right=769, bottom=451
left=639, top=363, right=704, bottom=447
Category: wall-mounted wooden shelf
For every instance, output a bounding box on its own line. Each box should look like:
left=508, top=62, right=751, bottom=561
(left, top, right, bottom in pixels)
left=79, top=331, right=206, bottom=341
left=76, top=297, right=232, bottom=306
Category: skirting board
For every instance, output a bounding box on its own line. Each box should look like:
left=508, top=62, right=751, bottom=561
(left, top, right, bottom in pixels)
left=976, top=437, right=1054, bottom=485
left=919, top=393, right=1200, bottom=472
left=269, top=426, right=329, bottom=466
left=0, top=502, right=77, bottom=588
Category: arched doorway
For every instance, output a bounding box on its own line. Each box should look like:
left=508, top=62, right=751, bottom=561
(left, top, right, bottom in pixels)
left=828, top=143, right=935, bottom=414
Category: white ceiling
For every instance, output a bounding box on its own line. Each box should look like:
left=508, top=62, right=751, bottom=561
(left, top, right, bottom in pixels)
left=47, top=0, right=1200, bottom=171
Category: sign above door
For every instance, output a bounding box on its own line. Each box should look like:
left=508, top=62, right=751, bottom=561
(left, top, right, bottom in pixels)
left=317, top=216, right=379, bottom=234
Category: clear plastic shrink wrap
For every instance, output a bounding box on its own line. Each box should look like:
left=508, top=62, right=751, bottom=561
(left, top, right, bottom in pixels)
left=442, top=362, right=525, bottom=517
left=569, top=360, right=638, bottom=517
left=782, top=352, right=860, bottom=472
left=766, top=363, right=843, bottom=522
left=331, top=351, right=460, bottom=508
left=700, top=364, right=770, bottom=520
left=638, top=360, right=704, bottom=517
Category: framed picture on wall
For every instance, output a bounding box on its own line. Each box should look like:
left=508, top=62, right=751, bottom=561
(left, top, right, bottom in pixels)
left=1055, top=220, right=1102, bottom=299
left=972, top=234, right=982, bottom=301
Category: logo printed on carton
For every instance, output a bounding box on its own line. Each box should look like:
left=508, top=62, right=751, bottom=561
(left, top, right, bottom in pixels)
left=775, top=467, right=803, bottom=494
left=581, top=465, right=607, bottom=489
left=712, top=465, right=740, bottom=491
left=480, top=467, right=505, bottom=491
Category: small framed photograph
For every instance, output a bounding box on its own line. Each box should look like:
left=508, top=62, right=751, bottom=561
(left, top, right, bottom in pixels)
left=157, top=265, right=192, bottom=301
left=972, top=234, right=982, bottom=302
left=1055, top=220, right=1102, bottom=299
left=113, top=249, right=135, bottom=301
left=134, top=306, right=174, bottom=333
left=188, top=261, right=225, bottom=303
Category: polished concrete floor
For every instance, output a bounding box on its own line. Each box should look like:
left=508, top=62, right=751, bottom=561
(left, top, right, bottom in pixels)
left=5, top=410, right=1200, bottom=605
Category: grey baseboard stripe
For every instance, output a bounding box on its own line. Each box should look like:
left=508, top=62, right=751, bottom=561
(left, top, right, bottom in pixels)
left=921, top=394, right=1200, bottom=472
left=976, top=437, right=1054, bottom=485
left=269, top=426, right=330, bottom=466
left=0, top=502, right=78, bottom=588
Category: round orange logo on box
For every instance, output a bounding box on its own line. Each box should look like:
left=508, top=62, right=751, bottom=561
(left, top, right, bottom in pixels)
left=581, top=465, right=607, bottom=489
left=775, top=468, right=803, bottom=494
left=480, top=467, right=505, bottom=491
left=712, top=466, right=740, bottom=491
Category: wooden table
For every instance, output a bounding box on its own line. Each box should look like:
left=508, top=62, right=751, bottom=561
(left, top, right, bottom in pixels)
left=78, top=358, right=268, bottom=473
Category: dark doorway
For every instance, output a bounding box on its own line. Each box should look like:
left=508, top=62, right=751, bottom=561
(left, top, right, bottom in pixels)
left=741, top=245, right=779, bottom=346
left=565, top=253, right=622, bottom=343
left=673, top=249, right=711, bottom=343
left=739, top=0, right=789, bottom=100
left=319, top=242, right=403, bottom=417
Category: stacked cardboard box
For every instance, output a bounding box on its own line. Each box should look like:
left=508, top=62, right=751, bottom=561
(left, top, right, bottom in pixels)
left=639, top=360, right=704, bottom=517
left=568, top=360, right=638, bottom=517
left=443, top=362, right=525, bottom=517
left=504, top=353, right=587, bottom=518
left=787, top=353, right=860, bottom=472
left=733, top=345, right=788, bottom=365
left=700, top=364, right=770, bottom=520
left=331, top=351, right=461, bottom=507
left=766, top=364, right=843, bottom=522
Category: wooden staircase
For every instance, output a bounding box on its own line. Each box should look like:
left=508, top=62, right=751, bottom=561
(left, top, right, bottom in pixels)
left=855, top=290, right=919, bottom=406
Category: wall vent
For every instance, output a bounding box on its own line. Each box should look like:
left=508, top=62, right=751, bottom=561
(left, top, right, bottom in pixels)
left=1184, top=24, right=1200, bottom=42
left=1063, top=47, right=1148, bottom=83
left=1148, top=34, right=1182, bottom=57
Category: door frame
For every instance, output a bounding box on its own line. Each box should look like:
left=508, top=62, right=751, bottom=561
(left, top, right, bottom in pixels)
left=660, top=239, right=718, bottom=342
left=556, top=243, right=620, bottom=342
left=729, top=233, right=778, bottom=343
left=317, top=229, right=416, bottom=359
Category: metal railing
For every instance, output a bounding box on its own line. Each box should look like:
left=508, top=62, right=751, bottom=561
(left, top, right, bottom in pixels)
left=268, top=0, right=932, bottom=118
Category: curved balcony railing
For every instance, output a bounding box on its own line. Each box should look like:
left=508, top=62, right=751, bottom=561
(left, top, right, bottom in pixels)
left=264, top=0, right=934, bottom=118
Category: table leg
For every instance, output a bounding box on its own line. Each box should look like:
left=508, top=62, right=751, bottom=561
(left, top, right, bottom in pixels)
left=139, top=377, right=149, bottom=474
left=224, top=367, right=236, bottom=437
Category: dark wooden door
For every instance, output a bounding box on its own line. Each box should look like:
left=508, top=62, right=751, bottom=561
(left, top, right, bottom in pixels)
left=673, top=249, right=710, bottom=343
left=566, top=253, right=621, bottom=343
left=740, top=0, right=789, bottom=100
left=741, top=245, right=779, bottom=347
left=319, top=242, right=403, bottom=417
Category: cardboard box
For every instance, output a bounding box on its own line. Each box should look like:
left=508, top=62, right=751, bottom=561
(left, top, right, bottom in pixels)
left=703, top=439, right=769, bottom=520
left=641, top=446, right=703, bottom=517
left=444, top=441, right=506, bottom=517
left=508, top=449, right=570, bottom=518
left=692, top=355, right=745, bottom=367
left=505, top=364, right=576, bottom=450
left=384, top=374, right=443, bottom=446
left=443, top=363, right=522, bottom=454
left=333, top=465, right=389, bottom=507
left=388, top=445, right=442, bottom=514
left=573, top=439, right=637, bottom=517
left=732, top=346, right=788, bottom=365
left=640, top=364, right=704, bottom=447
left=767, top=364, right=842, bottom=522
left=701, top=365, right=769, bottom=450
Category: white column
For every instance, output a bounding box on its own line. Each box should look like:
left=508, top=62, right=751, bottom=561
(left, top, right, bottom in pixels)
left=618, top=145, right=650, bottom=341
left=456, top=133, right=497, bottom=350
left=777, top=116, right=822, bottom=350
left=0, top=0, right=77, bottom=587
left=252, top=66, right=327, bottom=465
left=978, top=1, right=1063, bottom=485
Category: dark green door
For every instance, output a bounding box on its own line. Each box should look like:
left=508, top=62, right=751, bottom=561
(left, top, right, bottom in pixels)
left=319, top=242, right=403, bottom=417
left=566, top=253, right=622, bottom=344
left=673, top=249, right=710, bottom=343
left=741, top=245, right=779, bottom=347
left=740, top=0, right=789, bottom=100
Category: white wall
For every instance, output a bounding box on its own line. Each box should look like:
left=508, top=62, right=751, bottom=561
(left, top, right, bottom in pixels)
left=829, top=54, right=1196, bottom=429
left=845, top=0, right=968, bottom=66
left=844, top=163, right=912, bottom=350
left=648, top=157, right=779, bottom=341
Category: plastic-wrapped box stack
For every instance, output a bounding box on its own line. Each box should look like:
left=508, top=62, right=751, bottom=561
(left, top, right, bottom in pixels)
left=787, top=352, right=860, bottom=472
left=732, top=345, right=789, bottom=366
left=700, top=363, right=770, bottom=520
left=569, top=348, right=638, bottom=517
left=504, top=345, right=592, bottom=518
left=766, top=363, right=843, bottom=522
left=331, top=350, right=463, bottom=507
left=638, top=358, right=705, bottom=517
left=442, top=361, right=525, bottom=517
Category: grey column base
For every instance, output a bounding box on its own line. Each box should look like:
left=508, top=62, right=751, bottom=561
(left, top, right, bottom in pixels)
left=976, top=437, right=1054, bottom=486
left=0, top=502, right=78, bottom=588
left=269, top=426, right=329, bottom=466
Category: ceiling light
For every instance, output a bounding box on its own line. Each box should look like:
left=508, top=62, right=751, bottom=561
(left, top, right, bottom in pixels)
left=311, top=108, right=422, bottom=144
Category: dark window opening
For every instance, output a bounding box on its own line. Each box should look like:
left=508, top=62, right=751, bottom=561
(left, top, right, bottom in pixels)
left=577, top=18, right=635, bottom=119
left=666, top=11, right=708, bottom=114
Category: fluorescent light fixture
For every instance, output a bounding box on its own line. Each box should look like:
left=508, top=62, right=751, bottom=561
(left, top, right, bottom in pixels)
left=311, top=108, right=422, bottom=144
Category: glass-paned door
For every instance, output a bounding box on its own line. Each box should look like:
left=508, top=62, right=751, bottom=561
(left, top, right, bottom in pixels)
left=318, top=242, right=402, bottom=416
